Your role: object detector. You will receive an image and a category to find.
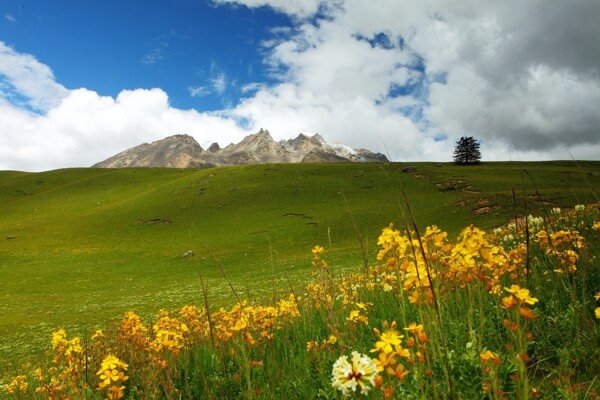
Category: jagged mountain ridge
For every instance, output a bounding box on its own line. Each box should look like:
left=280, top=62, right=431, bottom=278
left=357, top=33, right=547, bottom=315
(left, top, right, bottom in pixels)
left=93, top=129, right=388, bottom=168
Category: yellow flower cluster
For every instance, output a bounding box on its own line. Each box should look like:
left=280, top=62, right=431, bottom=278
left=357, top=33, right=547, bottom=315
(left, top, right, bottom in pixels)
left=2, top=375, right=27, bottom=395
left=4, top=203, right=598, bottom=398
left=152, top=310, right=190, bottom=354
left=368, top=321, right=430, bottom=399
left=2, top=292, right=300, bottom=398
left=96, top=354, right=129, bottom=399
left=31, top=328, right=87, bottom=398
left=535, top=228, right=585, bottom=273
left=375, top=225, right=439, bottom=305
left=500, top=284, right=539, bottom=321
left=445, top=225, right=517, bottom=294
left=211, top=295, right=300, bottom=345
left=345, top=301, right=369, bottom=326
left=118, top=311, right=149, bottom=350
left=372, top=223, right=520, bottom=302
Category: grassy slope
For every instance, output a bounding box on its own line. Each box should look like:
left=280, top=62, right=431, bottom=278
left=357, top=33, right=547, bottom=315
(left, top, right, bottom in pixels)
left=1, top=161, right=599, bottom=366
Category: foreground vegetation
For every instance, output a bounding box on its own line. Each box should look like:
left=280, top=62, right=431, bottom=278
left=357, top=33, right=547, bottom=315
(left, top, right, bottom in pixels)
left=2, top=198, right=600, bottom=398
left=1, top=161, right=600, bottom=398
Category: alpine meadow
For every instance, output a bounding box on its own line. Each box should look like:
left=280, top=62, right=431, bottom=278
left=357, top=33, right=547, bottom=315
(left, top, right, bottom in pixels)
left=1, top=161, right=600, bottom=399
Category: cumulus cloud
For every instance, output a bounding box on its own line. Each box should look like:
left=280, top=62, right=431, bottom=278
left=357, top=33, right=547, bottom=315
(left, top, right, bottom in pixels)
left=0, top=42, right=69, bottom=112
left=215, top=0, right=600, bottom=161
left=2, top=0, right=600, bottom=171
left=0, top=86, right=251, bottom=171
left=0, top=42, right=251, bottom=171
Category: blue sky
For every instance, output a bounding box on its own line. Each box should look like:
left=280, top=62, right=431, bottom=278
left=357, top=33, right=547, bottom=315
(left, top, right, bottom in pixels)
left=1, top=0, right=287, bottom=111
left=1, top=0, right=600, bottom=171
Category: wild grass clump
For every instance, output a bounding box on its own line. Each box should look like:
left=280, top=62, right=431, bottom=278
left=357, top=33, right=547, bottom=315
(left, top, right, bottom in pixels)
left=2, top=204, right=600, bottom=399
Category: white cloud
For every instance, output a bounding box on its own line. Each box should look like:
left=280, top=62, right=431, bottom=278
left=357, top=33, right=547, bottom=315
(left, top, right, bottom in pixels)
left=221, top=0, right=600, bottom=161
left=5, top=14, right=16, bottom=22
left=188, top=61, right=230, bottom=99
left=0, top=42, right=252, bottom=171
left=0, top=42, right=69, bottom=112
left=213, top=0, right=325, bottom=19
left=189, top=85, right=211, bottom=97
left=211, top=71, right=228, bottom=95
left=141, top=47, right=164, bottom=65
left=3, top=0, right=600, bottom=171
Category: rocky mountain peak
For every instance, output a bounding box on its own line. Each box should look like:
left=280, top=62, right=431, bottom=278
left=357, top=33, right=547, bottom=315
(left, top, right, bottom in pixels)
left=93, top=129, right=388, bottom=168
left=208, top=142, right=221, bottom=153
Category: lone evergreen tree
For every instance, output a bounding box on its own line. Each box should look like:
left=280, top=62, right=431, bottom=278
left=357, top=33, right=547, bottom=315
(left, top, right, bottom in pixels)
left=453, top=136, right=481, bottom=164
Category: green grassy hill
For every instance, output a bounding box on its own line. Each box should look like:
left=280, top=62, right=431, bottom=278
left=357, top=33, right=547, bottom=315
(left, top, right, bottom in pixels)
left=1, top=161, right=599, bottom=367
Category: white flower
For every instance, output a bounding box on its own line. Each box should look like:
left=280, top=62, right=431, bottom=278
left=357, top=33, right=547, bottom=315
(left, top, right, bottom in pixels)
left=575, top=204, right=585, bottom=212
left=331, top=351, right=379, bottom=396
left=527, top=215, right=544, bottom=233
left=552, top=207, right=561, bottom=215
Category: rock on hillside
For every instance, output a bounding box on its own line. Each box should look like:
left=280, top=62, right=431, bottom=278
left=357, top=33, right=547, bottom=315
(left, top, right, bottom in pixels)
left=92, top=129, right=388, bottom=168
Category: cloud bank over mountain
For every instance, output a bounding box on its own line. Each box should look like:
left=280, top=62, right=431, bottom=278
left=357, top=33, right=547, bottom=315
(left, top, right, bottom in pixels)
left=1, top=0, right=599, bottom=171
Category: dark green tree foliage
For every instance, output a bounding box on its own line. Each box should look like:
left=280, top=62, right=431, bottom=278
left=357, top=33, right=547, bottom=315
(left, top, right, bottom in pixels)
left=453, top=136, right=482, bottom=164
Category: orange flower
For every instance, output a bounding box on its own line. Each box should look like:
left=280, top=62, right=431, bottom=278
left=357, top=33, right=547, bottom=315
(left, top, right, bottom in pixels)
left=518, top=306, right=538, bottom=320
left=500, top=295, right=518, bottom=309
left=387, top=363, right=410, bottom=381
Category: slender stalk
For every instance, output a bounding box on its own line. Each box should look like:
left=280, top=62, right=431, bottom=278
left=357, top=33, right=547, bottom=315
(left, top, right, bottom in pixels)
left=207, top=248, right=242, bottom=305
left=198, top=272, right=216, bottom=349
left=341, top=191, right=369, bottom=277
left=400, top=185, right=456, bottom=400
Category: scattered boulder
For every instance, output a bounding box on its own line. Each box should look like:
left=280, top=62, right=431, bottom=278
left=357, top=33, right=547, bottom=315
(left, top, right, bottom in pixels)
left=6, top=235, right=16, bottom=240
left=402, top=166, right=416, bottom=173
left=183, top=250, right=194, bottom=257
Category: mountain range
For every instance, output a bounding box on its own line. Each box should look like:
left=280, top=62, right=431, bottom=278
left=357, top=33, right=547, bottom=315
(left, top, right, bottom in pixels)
left=92, top=129, right=388, bottom=168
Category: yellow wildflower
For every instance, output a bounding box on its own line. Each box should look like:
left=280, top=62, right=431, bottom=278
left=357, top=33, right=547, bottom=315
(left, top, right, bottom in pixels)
left=372, top=351, right=396, bottom=373
left=3, top=375, right=28, bottom=395
left=312, top=245, right=325, bottom=257
left=91, top=329, right=105, bottom=341
left=96, top=354, right=128, bottom=392
left=403, top=322, right=424, bottom=334
left=480, top=350, right=501, bottom=365
left=504, top=285, right=539, bottom=305
left=372, top=321, right=402, bottom=354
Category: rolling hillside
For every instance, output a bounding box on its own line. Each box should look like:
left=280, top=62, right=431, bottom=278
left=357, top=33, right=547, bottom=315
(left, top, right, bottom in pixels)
left=1, top=161, right=599, bottom=366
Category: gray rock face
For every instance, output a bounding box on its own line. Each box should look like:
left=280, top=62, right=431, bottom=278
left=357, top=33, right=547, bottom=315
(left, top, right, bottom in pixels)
left=92, top=129, right=388, bottom=168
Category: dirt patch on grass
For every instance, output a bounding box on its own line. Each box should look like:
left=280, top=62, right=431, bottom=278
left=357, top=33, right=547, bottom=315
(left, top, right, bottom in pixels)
left=472, top=205, right=500, bottom=215
left=137, top=218, right=173, bottom=224
left=437, top=180, right=466, bottom=191
left=283, top=213, right=313, bottom=219
left=463, top=186, right=481, bottom=193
